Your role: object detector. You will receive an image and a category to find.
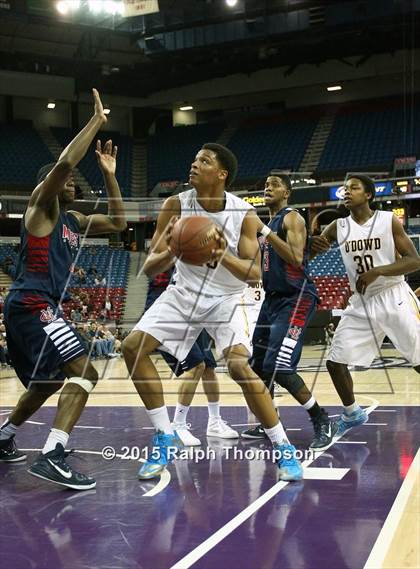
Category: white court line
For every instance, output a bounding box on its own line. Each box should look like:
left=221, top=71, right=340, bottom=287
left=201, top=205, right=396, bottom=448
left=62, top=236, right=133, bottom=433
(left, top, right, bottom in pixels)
left=0, top=411, right=12, bottom=416
left=171, top=398, right=380, bottom=569
left=26, top=420, right=45, bottom=425
left=231, top=423, right=259, bottom=427
left=171, top=398, right=380, bottom=568
left=74, top=425, right=104, bottom=430
left=362, top=423, right=388, bottom=426
left=371, top=409, right=397, bottom=413
left=364, top=449, right=419, bottom=569
left=335, top=441, right=367, bottom=445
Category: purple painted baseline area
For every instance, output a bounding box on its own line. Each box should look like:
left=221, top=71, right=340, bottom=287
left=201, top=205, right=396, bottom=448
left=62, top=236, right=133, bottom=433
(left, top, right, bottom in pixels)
left=0, top=406, right=418, bottom=569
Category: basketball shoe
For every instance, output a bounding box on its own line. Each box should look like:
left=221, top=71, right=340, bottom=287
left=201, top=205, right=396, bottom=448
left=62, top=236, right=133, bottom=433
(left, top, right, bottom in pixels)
left=28, top=444, right=96, bottom=490
left=171, top=422, right=201, bottom=446
left=207, top=417, right=239, bottom=439
left=274, top=442, right=303, bottom=481
left=241, top=424, right=268, bottom=439
left=309, top=410, right=339, bottom=451
left=334, top=407, right=369, bottom=438
left=138, top=431, right=183, bottom=480
left=0, top=435, right=27, bottom=462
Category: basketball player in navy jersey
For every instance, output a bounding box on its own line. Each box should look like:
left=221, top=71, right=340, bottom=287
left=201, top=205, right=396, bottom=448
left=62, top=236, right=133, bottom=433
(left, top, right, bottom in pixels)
left=311, top=175, right=420, bottom=436
left=0, top=89, right=127, bottom=490
left=123, top=143, right=303, bottom=481
left=242, top=174, right=336, bottom=450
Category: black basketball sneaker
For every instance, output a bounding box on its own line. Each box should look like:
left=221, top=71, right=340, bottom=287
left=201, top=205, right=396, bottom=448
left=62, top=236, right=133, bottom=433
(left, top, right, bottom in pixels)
left=241, top=424, right=268, bottom=439
left=309, top=410, right=338, bottom=451
left=0, top=436, right=27, bottom=462
left=28, top=443, right=96, bottom=490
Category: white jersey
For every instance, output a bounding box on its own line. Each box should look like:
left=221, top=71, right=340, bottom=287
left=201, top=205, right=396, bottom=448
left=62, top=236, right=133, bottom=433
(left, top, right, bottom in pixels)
left=174, top=189, right=253, bottom=296
left=242, top=282, right=265, bottom=339
left=337, top=210, right=403, bottom=299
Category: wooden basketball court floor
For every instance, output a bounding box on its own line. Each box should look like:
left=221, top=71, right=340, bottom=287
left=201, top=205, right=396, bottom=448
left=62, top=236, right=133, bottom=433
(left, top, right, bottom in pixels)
left=0, top=344, right=418, bottom=569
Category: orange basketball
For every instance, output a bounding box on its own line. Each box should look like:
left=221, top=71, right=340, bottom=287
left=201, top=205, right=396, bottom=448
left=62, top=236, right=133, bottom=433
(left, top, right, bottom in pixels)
left=169, top=216, right=219, bottom=266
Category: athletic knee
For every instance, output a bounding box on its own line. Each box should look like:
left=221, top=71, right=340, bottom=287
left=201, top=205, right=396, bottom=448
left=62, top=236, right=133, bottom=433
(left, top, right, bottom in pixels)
left=227, top=359, right=249, bottom=382
left=326, top=359, right=345, bottom=374
left=414, top=365, right=420, bottom=375
left=122, top=332, right=153, bottom=361
left=273, top=372, right=305, bottom=396
left=192, top=362, right=206, bottom=377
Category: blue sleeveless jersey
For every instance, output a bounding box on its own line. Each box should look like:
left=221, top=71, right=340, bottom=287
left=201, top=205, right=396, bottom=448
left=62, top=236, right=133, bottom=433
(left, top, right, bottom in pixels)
left=10, top=210, right=80, bottom=301
left=262, top=207, right=317, bottom=298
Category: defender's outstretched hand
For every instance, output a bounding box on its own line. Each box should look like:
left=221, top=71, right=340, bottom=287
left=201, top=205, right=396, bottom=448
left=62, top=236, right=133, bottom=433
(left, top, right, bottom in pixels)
left=93, top=88, right=107, bottom=123
left=95, top=139, right=117, bottom=175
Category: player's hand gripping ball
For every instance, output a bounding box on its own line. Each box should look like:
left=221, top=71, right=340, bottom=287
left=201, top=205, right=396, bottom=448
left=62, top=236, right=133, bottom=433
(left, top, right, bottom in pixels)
left=169, top=216, right=220, bottom=266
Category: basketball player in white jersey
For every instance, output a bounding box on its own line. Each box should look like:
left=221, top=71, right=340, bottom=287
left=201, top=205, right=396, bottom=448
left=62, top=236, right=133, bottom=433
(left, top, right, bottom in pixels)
left=311, top=175, right=420, bottom=436
left=123, top=143, right=302, bottom=481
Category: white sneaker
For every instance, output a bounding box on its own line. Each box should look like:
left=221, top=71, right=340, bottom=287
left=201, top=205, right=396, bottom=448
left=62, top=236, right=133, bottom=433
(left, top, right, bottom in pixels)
left=171, top=422, right=201, bottom=446
left=207, top=417, right=239, bottom=439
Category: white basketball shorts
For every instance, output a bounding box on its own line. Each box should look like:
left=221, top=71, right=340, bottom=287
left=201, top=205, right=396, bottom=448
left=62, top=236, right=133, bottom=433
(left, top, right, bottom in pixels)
left=328, top=281, right=420, bottom=367
left=134, top=285, right=251, bottom=361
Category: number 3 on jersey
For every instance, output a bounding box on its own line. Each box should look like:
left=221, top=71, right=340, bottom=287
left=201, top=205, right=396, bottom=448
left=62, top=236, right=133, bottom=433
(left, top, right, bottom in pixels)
left=354, top=254, right=374, bottom=274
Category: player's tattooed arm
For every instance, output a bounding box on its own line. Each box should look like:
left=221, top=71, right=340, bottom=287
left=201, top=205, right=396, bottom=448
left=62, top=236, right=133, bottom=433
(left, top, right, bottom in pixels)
left=143, top=196, right=180, bottom=278
left=69, top=139, right=127, bottom=235
left=356, top=215, right=420, bottom=294
left=309, top=220, right=337, bottom=259
left=212, top=210, right=261, bottom=284
left=259, top=210, right=306, bottom=267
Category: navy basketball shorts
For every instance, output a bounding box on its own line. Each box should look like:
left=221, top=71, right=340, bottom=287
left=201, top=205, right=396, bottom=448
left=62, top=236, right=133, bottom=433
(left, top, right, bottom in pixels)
left=159, top=329, right=217, bottom=377
left=250, top=292, right=317, bottom=377
left=4, top=291, right=87, bottom=387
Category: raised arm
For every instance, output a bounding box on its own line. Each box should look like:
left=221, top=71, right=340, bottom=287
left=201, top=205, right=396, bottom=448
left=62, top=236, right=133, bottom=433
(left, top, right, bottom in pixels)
left=143, top=196, right=181, bottom=278
left=356, top=216, right=420, bottom=294
left=214, top=210, right=261, bottom=285
left=29, top=89, right=106, bottom=209
left=69, top=139, right=127, bottom=235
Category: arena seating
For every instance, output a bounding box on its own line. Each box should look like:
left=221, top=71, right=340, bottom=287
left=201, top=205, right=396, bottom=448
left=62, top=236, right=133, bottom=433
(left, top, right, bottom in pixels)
left=308, top=246, right=351, bottom=310
left=0, top=124, right=54, bottom=186
left=0, top=244, right=129, bottom=322
left=51, top=128, right=133, bottom=198
left=318, top=98, right=420, bottom=174
left=147, top=121, right=226, bottom=189
left=229, top=114, right=317, bottom=179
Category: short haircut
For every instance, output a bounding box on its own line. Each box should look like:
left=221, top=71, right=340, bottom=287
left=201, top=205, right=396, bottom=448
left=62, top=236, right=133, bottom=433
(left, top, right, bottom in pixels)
left=268, top=172, right=292, bottom=194
left=349, top=174, right=376, bottom=203
left=202, top=143, right=238, bottom=188
left=36, top=162, right=56, bottom=185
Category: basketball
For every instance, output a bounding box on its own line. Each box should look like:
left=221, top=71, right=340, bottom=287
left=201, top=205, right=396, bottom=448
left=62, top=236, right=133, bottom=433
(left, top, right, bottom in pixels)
left=169, top=216, right=219, bottom=265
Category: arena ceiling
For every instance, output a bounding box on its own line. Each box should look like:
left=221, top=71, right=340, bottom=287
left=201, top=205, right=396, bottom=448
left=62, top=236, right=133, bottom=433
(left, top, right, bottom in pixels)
left=0, top=0, right=418, bottom=98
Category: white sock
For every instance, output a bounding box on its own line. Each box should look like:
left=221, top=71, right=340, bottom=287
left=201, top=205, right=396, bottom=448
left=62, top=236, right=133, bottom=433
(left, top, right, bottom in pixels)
left=344, top=402, right=360, bottom=416
left=0, top=419, right=18, bottom=440
left=42, top=429, right=69, bottom=454
left=146, top=406, right=174, bottom=435
left=302, top=396, right=316, bottom=411
left=264, top=422, right=289, bottom=445
left=208, top=402, right=221, bottom=419
left=173, top=403, right=190, bottom=425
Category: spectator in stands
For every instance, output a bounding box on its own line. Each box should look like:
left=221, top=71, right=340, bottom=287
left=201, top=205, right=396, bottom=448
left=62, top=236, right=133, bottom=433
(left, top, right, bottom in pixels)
left=0, top=336, right=8, bottom=368
left=100, top=325, right=116, bottom=357
left=74, top=266, right=86, bottom=284
left=76, top=324, right=92, bottom=354
left=104, top=297, right=112, bottom=318
left=71, top=307, right=83, bottom=322
left=0, top=292, right=4, bottom=312
left=97, top=307, right=107, bottom=323
left=88, top=265, right=99, bottom=277
left=87, top=322, right=105, bottom=358
left=325, top=323, right=335, bottom=346
left=94, top=274, right=106, bottom=287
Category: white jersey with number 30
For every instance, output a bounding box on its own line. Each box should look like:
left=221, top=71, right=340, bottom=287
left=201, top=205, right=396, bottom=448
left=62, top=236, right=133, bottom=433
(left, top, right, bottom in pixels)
left=337, top=210, right=403, bottom=299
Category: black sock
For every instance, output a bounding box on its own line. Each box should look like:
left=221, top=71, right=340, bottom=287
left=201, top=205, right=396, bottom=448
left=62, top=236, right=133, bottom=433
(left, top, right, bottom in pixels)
left=307, top=402, right=324, bottom=419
